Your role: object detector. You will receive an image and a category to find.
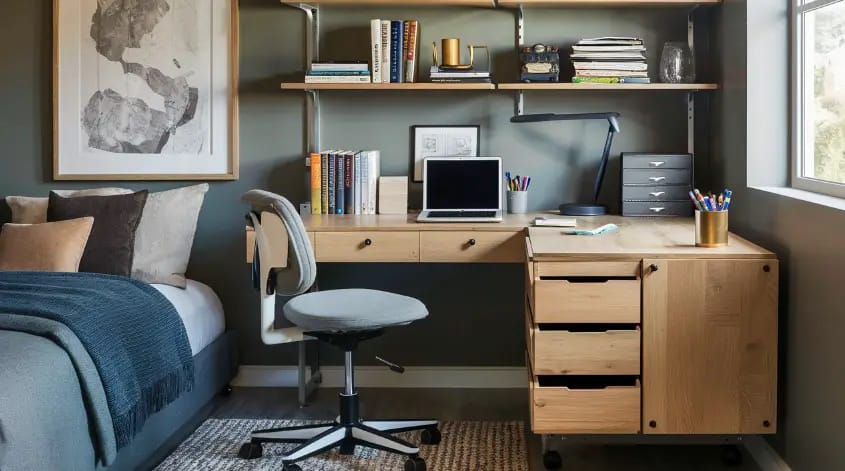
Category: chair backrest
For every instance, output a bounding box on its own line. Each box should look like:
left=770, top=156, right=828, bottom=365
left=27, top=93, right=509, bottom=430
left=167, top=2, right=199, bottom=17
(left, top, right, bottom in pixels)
left=242, top=190, right=316, bottom=296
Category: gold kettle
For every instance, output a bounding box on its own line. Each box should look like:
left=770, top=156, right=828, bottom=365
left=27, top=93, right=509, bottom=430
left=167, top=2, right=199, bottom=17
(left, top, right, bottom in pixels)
left=432, top=38, right=489, bottom=71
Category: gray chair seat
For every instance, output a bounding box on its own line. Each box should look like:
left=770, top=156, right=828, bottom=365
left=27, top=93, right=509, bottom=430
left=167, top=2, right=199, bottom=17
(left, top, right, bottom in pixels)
left=283, top=289, right=429, bottom=332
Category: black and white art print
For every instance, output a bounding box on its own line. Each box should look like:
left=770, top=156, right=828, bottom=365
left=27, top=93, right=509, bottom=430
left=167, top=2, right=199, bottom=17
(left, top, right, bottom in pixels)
left=412, top=125, right=480, bottom=182
left=54, top=0, right=238, bottom=180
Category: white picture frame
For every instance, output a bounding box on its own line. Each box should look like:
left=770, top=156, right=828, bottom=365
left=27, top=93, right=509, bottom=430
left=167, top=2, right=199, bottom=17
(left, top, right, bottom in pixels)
left=53, top=0, right=239, bottom=181
left=412, top=125, right=480, bottom=182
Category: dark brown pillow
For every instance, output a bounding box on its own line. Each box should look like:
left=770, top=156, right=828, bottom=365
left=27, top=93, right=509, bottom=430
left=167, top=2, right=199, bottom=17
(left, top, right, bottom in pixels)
left=47, top=191, right=148, bottom=276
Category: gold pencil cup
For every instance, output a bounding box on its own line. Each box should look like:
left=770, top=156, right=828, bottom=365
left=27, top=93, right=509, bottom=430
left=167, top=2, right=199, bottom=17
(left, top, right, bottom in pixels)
left=442, top=38, right=461, bottom=66
left=695, top=210, right=729, bottom=247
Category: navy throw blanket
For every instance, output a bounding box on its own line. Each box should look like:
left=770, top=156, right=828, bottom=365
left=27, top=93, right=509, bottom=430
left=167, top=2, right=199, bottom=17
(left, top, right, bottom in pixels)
left=0, top=271, right=194, bottom=448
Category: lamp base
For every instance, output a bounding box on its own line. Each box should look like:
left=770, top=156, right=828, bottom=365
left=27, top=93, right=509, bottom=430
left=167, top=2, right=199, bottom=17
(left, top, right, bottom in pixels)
left=559, top=203, right=607, bottom=216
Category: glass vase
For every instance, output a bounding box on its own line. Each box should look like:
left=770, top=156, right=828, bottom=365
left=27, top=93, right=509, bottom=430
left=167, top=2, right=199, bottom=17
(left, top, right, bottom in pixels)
left=659, top=42, right=696, bottom=83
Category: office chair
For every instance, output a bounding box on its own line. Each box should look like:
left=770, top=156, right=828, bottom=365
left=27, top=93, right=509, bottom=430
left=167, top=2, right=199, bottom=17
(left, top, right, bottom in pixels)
left=239, top=190, right=440, bottom=471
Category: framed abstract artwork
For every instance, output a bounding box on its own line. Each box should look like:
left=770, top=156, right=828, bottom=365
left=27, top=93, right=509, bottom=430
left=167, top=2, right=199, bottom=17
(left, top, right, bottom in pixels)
left=411, top=125, right=480, bottom=182
left=53, top=0, right=239, bottom=180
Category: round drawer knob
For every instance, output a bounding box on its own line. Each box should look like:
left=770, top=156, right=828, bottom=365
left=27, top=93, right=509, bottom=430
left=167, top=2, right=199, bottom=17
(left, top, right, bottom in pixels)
left=763, top=265, right=771, bottom=273
left=763, top=420, right=771, bottom=428
left=649, top=420, right=657, bottom=428
left=649, top=264, right=659, bottom=272
left=468, top=239, right=477, bottom=247
left=364, top=238, right=373, bottom=246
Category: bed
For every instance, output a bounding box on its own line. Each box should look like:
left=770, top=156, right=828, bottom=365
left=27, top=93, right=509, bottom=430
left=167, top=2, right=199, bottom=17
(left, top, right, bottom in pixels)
left=0, top=276, right=238, bottom=471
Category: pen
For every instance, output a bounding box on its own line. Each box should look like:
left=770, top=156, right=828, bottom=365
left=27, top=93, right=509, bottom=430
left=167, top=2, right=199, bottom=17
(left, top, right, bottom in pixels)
left=689, top=190, right=704, bottom=211
left=723, top=189, right=732, bottom=210
left=525, top=177, right=531, bottom=190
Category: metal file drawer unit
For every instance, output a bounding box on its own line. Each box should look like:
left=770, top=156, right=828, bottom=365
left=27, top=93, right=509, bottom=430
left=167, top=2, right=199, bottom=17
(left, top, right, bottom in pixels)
left=621, top=153, right=693, bottom=217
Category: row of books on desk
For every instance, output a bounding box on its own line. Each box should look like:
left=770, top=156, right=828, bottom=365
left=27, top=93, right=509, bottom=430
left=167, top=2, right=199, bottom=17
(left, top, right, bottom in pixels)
left=309, top=151, right=381, bottom=215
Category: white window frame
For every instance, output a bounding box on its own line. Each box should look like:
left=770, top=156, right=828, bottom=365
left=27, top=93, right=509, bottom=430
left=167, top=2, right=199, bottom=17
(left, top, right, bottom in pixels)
left=792, top=0, right=845, bottom=199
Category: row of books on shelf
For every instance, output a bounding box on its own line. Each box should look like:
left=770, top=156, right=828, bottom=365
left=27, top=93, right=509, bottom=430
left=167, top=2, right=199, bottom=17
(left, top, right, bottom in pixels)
left=570, top=37, right=651, bottom=84
left=309, top=151, right=381, bottom=215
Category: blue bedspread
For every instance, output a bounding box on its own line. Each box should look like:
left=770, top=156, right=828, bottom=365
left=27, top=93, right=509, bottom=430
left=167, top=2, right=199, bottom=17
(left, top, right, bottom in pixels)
left=0, top=271, right=194, bottom=451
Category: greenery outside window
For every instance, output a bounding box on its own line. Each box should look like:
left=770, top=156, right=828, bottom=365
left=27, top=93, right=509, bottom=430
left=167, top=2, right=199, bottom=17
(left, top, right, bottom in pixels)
left=793, top=0, right=845, bottom=198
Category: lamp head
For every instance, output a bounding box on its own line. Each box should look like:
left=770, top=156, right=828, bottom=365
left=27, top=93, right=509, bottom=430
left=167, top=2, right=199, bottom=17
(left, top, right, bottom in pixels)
left=511, top=111, right=621, bottom=133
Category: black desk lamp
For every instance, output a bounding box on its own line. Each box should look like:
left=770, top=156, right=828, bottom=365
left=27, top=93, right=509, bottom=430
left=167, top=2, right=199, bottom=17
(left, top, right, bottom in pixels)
left=511, top=112, right=621, bottom=216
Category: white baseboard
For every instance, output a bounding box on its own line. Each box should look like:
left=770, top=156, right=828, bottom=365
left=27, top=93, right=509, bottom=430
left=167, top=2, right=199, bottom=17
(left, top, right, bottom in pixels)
left=743, top=436, right=791, bottom=471
left=233, top=365, right=528, bottom=389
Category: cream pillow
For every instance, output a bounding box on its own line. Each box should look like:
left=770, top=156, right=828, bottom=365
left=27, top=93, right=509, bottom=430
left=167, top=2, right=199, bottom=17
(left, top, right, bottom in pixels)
left=0, top=218, right=94, bottom=272
left=5, top=188, right=133, bottom=224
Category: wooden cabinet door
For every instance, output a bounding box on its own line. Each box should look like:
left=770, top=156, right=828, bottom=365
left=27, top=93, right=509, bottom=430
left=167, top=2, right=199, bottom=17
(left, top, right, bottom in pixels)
left=642, top=259, right=778, bottom=434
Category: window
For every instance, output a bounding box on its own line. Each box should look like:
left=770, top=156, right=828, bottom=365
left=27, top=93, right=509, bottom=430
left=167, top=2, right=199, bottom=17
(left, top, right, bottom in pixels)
left=793, top=0, right=845, bottom=198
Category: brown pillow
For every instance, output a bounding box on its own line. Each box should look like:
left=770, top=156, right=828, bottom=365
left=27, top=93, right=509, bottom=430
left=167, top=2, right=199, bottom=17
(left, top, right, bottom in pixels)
left=0, top=218, right=94, bottom=272
left=47, top=191, right=148, bottom=277
left=5, top=188, right=133, bottom=224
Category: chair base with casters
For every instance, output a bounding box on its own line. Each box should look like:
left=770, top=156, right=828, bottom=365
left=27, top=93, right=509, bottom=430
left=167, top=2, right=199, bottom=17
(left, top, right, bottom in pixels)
left=238, top=330, right=441, bottom=471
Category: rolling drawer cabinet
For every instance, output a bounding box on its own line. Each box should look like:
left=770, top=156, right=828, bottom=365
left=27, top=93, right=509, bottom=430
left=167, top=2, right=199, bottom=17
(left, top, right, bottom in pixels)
left=621, top=153, right=693, bottom=217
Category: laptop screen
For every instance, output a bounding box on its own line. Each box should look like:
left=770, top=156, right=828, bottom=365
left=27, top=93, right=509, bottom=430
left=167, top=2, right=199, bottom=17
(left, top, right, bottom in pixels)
left=424, top=158, right=502, bottom=210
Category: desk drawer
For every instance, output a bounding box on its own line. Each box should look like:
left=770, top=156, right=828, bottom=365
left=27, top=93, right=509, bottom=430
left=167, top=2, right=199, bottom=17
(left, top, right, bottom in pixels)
left=534, top=279, right=641, bottom=324
left=622, top=185, right=691, bottom=202
left=315, top=232, right=420, bottom=262
left=420, top=232, right=523, bottom=263
left=530, top=364, right=641, bottom=434
left=531, top=327, right=641, bottom=376
left=622, top=168, right=691, bottom=186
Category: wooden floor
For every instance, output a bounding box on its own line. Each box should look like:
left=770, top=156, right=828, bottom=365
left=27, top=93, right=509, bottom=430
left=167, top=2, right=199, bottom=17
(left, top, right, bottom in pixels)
left=212, top=387, right=761, bottom=471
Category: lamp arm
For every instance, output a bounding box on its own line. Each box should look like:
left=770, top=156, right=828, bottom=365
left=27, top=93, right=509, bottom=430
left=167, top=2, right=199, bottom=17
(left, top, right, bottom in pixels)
left=592, top=123, right=617, bottom=204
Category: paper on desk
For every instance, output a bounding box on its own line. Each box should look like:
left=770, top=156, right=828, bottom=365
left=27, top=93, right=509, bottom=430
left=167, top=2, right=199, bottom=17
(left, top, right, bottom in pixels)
left=533, top=216, right=577, bottom=228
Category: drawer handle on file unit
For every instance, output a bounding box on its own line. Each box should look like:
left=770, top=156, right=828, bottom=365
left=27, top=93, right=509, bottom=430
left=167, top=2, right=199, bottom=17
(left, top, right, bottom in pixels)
left=649, top=191, right=666, bottom=197
left=649, top=161, right=666, bottom=167
left=649, top=207, right=666, bottom=213
left=468, top=239, right=477, bottom=247
left=648, top=176, right=667, bottom=183
left=364, top=238, right=373, bottom=246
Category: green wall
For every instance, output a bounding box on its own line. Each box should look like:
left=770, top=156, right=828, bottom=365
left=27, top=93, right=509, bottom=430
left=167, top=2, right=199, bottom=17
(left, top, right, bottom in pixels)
left=1, top=0, right=703, bottom=367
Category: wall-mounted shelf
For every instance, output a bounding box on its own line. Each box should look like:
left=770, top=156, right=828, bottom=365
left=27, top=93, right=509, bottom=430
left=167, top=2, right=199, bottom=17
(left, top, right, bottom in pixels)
left=498, top=0, right=720, bottom=6
left=498, top=83, right=719, bottom=90
left=281, top=82, right=496, bottom=90
left=280, top=0, right=495, bottom=7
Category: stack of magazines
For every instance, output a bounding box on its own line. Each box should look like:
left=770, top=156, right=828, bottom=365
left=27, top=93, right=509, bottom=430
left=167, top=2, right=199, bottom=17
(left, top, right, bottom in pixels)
left=570, top=37, right=649, bottom=84
left=305, top=62, right=371, bottom=84
left=429, top=66, right=491, bottom=83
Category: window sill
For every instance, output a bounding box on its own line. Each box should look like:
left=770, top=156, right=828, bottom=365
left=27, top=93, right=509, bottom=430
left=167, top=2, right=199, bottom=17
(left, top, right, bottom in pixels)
left=750, top=186, right=845, bottom=212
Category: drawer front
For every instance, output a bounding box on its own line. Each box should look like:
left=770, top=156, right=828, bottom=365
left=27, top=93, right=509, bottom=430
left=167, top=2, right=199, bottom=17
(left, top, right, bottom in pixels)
left=622, top=168, right=691, bottom=186
left=420, top=232, right=523, bottom=263
left=622, top=185, right=691, bottom=202
left=622, top=153, right=692, bottom=169
left=530, top=371, right=641, bottom=434
left=622, top=201, right=693, bottom=217
left=536, top=262, right=641, bottom=278
left=533, top=328, right=641, bottom=375
left=534, top=279, right=641, bottom=324
left=315, top=232, right=420, bottom=262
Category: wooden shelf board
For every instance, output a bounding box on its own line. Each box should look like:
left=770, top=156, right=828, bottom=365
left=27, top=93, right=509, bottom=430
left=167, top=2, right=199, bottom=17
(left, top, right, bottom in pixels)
left=498, top=82, right=719, bottom=90
left=498, top=0, right=721, bottom=6
left=281, top=82, right=496, bottom=90
left=280, top=0, right=495, bottom=7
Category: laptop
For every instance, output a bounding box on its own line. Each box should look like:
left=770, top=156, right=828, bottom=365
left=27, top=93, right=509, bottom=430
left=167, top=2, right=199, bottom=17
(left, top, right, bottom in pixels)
left=417, top=157, right=504, bottom=223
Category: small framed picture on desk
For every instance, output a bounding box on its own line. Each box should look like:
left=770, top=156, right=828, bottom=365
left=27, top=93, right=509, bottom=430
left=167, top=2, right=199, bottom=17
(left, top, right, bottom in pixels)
left=412, top=125, right=480, bottom=182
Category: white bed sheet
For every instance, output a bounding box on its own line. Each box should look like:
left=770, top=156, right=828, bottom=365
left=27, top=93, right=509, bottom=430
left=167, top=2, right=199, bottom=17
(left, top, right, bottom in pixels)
left=152, top=280, right=226, bottom=356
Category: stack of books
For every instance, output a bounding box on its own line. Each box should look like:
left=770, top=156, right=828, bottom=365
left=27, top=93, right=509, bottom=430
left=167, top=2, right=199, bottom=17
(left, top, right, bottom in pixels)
left=309, top=151, right=381, bottom=215
left=305, top=62, right=371, bottom=84
left=370, top=19, right=420, bottom=83
left=429, top=66, right=491, bottom=84
left=570, top=37, right=649, bottom=84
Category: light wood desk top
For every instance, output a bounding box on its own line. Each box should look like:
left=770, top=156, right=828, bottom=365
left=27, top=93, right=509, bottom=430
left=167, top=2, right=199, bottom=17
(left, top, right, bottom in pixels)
left=300, top=212, right=542, bottom=232
left=528, top=215, right=774, bottom=261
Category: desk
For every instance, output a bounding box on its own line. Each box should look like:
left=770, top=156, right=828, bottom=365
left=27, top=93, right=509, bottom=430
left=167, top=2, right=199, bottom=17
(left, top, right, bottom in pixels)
left=246, top=213, right=778, bottom=437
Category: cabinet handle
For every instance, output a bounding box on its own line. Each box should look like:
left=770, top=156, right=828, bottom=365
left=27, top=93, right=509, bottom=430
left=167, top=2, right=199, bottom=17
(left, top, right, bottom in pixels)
left=649, top=420, right=657, bottom=428
left=649, top=191, right=666, bottom=197
left=468, top=239, right=477, bottom=247
left=649, top=161, right=666, bottom=167
left=364, top=238, right=373, bottom=246
left=649, top=207, right=665, bottom=213
left=648, top=176, right=667, bottom=183
left=649, top=264, right=659, bottom=272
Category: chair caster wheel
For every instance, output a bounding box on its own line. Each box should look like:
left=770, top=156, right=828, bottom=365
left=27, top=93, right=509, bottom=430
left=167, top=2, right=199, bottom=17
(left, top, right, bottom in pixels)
left=340, top=442, right=356, bottom=455
left=220, top=385, right=233, bottom=397
left=238, top=442, right=263, bottom=459
left=282, top=464, right=302, bottom=471
left=421, top=427, right=441, bottom=445
left=721, top=445, right=743, bottom=467
left=405, top=455, right=427, bottom=471
left=543, top=450, right=563, bottom=470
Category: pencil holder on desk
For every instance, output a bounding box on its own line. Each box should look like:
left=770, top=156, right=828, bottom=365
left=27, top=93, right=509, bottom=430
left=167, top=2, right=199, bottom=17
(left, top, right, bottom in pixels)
left=695, top=210, right=728, bottom=247
left=507, top=191, right=528, bottom=214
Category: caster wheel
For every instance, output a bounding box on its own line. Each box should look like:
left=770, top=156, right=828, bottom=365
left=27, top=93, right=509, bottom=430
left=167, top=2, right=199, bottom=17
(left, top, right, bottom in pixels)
left=543, top=450, right=563, bottom=470
left=238, top=442, right=263, bottom=460
left=220, top=385, right=233, bottom=397
left=282, top=464, right=302, bottom=471
left=421, top=428, right=441, bottom=445
left=340, top=442, right=356, bottom=455
left=405, top=455, right=427, bottom=471
left=721, top=445, right=743, bottom=467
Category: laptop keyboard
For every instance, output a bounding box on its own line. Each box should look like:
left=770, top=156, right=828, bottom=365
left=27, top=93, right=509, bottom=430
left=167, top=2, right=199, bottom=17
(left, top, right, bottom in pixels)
left=426, top=211, right=497, bottom=218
